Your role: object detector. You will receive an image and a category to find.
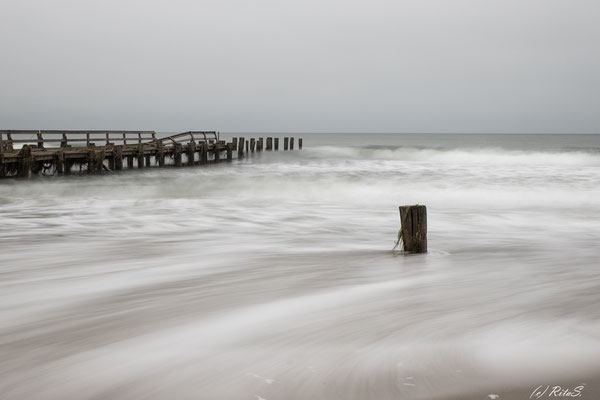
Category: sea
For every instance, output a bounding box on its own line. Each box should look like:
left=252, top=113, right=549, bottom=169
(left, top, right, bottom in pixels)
left=1, top=133, right=599, bottom=399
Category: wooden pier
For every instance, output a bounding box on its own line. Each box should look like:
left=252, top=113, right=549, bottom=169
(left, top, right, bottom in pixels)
left=0, top=130, right=303, bottom=178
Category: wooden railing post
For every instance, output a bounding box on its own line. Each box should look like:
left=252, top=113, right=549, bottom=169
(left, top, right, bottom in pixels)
left=5, top=133, right=13, bottom=151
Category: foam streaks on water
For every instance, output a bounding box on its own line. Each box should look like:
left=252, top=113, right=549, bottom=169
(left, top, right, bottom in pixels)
left=1, top=134, right=599, bottom=399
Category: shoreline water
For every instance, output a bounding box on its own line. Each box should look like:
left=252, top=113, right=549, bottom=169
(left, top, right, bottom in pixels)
left=1, top=133, right=599, bottom=399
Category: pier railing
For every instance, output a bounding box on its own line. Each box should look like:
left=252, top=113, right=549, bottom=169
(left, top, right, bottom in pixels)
left=0, top=130, right=157, bottom=151
left=148, top=131, right=219, bottom=147
left=0, top=130, right=219, bottom=152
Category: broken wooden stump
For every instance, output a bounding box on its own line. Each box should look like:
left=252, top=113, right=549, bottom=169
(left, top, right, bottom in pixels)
left=396, top=205, right=427, bottom=253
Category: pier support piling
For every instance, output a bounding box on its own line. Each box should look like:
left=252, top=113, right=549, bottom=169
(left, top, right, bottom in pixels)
left=87, top=151, right=96, bottom=174
left=55, top=150, right=64, bottom=174
left=174, top=143, right=183, bottom=167
left=137, top=144, right=145, bottom=168
left=156, top=142, right=164, bottom=167
left=187, top=141, right=196, bottom=166
left=214, top=142, right=221, bottom=163
left=114, top=146, right=123, bottom=170
left=17, top=145, right=32, bottom=177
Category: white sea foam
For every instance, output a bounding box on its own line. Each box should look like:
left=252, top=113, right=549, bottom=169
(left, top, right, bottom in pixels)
left=1, top=134, right=599, bottom=399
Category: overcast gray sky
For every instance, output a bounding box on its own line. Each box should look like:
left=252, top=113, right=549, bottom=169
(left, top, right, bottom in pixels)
left=0, top=0, right=598, bottom=133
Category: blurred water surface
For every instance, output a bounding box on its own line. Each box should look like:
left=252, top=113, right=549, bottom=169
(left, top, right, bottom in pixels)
left=1, top=133, right=600, bottom=399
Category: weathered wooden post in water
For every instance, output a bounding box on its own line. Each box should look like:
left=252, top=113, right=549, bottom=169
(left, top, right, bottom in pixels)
left=284, top=137, right=289, bottom=150
left=395, top=205, right=427, bottom=253
left=238, top=137, right=245, bottom=158
left=290, top=137, right=294, bottom=150
left=299, top=138, right=303, bottom=149
left=274, top=137, right=279, bottom=150
left=266, top=137, right=272, bottom=150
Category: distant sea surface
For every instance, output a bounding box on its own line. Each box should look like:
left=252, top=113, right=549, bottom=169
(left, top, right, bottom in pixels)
left=1, top=133, right=599, bottom=399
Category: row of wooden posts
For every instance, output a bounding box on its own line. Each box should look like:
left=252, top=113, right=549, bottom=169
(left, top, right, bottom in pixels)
left=0, top=134, right=303, bottom=178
